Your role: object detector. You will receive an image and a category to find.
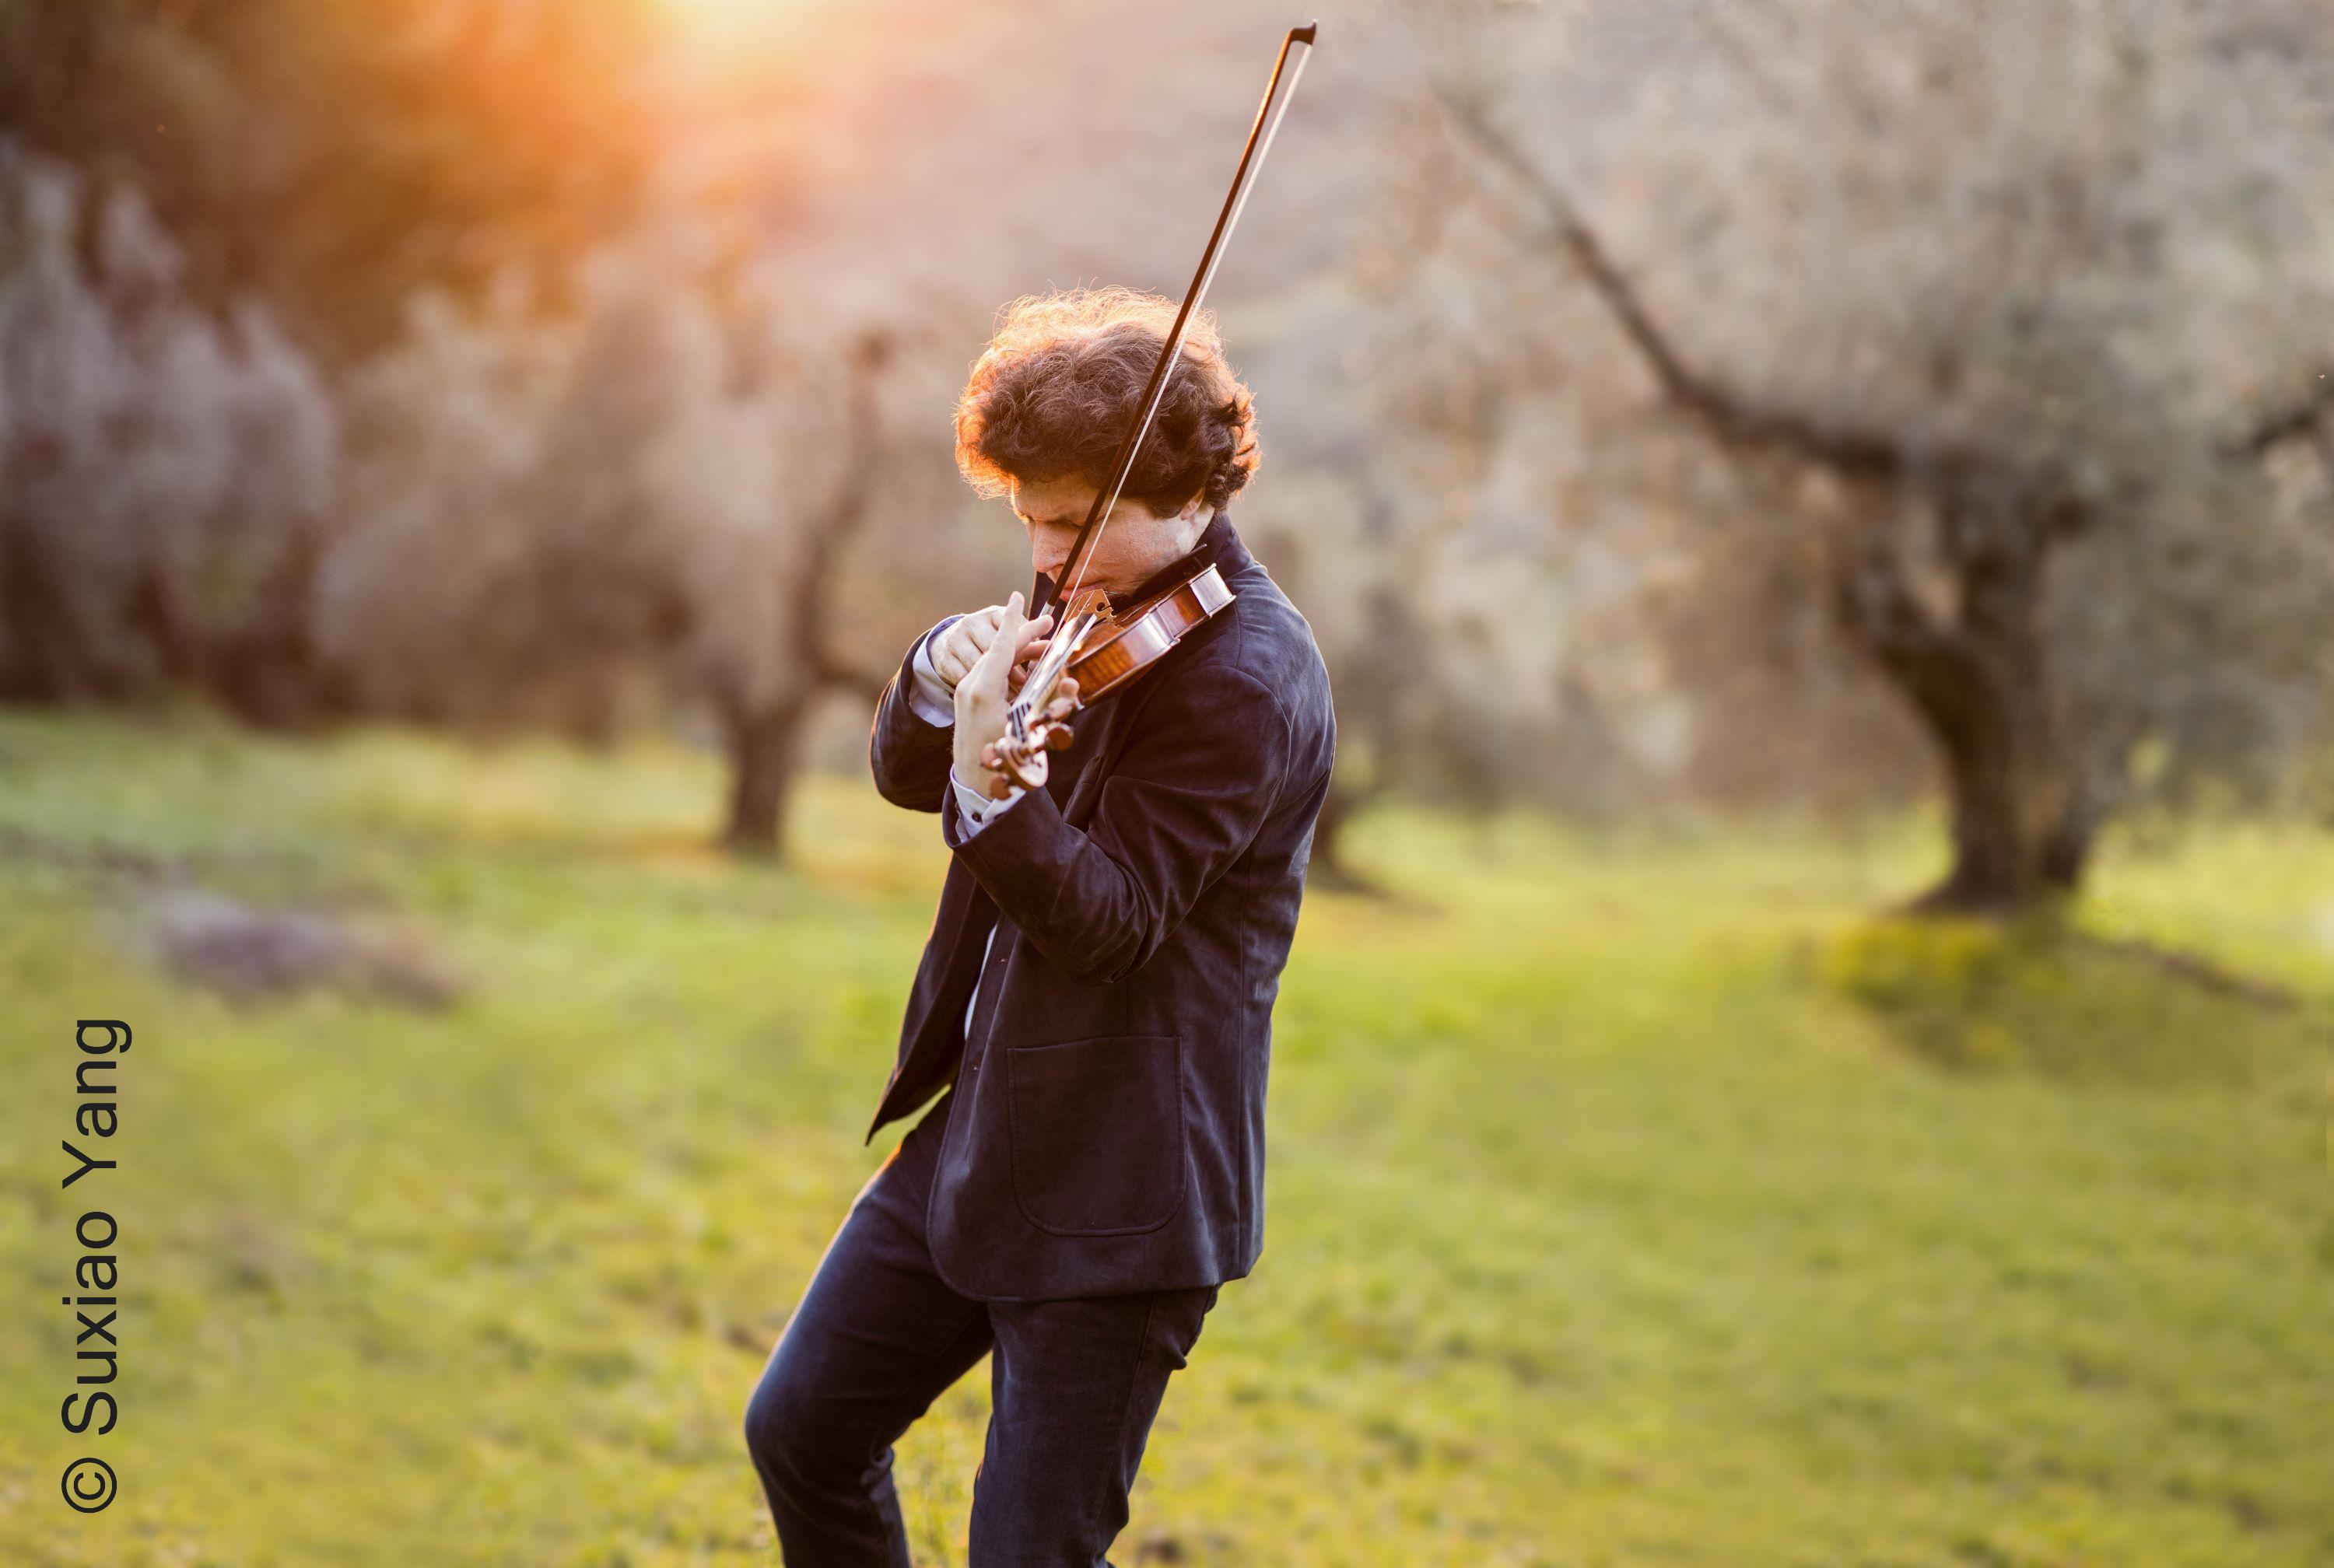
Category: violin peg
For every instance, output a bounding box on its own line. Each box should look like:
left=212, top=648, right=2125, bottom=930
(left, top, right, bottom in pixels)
left=1044, top=725, right=1074, bottom=751
left=998, top=747, right=1048, bottom=792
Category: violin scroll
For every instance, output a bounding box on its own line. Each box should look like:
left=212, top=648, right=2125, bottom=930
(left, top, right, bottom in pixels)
left=982, top=676, right=1081, bottom=793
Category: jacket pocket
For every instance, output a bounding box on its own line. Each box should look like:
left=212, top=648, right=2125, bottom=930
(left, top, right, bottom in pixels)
left=1004, top=1034, right=1186, bottom=1236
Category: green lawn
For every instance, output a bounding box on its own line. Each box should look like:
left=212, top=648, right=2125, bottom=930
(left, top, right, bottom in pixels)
left=0, top=708, right=2326, bottom=1566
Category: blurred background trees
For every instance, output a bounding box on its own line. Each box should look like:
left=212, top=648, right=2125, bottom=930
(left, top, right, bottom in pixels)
left=1400, top=0, right=2334, bottom=908
left=0, top=0, right=656, bottom=355
left=0, top=148, right=336, bottom=719
left=2, top=0, right=2327, bottom=896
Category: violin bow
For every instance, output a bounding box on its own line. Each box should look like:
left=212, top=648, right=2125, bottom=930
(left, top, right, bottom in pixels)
left=994, top=23, right=1318, bottom=781
left=1028, top=21, right=1319, bottom=631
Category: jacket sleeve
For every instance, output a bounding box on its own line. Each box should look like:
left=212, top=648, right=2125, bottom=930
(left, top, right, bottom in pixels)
left=868, top=618, right=961, bottom=812
left=943, top=661, right=1294, bottom=985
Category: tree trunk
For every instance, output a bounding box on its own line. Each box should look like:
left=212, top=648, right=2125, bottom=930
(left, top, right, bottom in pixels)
left=1304, top=775, right=1383, bottom=894
left=1838, top=514, right=2076, bottom=915
left=715, top=329, right=892, bottom=863
left=2039, top=786, right=2101, bottom=892
left=0, top=503, right=108, bottom=702
left=1922, top=688, right=2065, bottom=912
left=721, top=694, right=811, bottom=858
left=209, top=528, right=331, bottom=730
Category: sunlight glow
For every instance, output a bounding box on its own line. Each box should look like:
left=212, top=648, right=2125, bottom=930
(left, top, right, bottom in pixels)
left=654, top=0, right=821, bottom=40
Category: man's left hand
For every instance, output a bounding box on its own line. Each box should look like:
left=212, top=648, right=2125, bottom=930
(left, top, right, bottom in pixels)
left=955, top=592, right=1077, bottom=799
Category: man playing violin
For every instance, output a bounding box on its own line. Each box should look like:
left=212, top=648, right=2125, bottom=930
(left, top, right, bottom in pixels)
left=745, top=286, right=1336, bottom=1564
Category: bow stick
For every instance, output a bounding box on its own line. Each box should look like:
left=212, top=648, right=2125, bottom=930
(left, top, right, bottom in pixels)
left=1004, top=22, right=1319, bottom=741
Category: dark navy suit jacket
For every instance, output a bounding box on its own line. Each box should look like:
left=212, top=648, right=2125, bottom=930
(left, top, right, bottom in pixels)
left=863, top=513, right=1334, bottom=1301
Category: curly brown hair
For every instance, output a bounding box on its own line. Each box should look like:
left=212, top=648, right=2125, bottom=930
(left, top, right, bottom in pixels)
left=954, top=287, right=1260, bottom=516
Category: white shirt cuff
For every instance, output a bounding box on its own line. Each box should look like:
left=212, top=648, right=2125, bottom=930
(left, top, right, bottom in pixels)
left=950, top=767, right=1026, bottom=838
left=906, top=618, right=959, bottom=727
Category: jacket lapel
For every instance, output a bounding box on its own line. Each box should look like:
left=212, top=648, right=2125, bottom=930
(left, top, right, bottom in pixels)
left=1053, top=513, right=1255, bottom=824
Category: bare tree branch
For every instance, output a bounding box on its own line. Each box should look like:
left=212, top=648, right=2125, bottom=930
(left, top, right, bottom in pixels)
left=1432, top=89, right=1940, bottom=484
left=811, top=650, right=887, bottom=703
left=2227, top=369, right=2334, bottom=459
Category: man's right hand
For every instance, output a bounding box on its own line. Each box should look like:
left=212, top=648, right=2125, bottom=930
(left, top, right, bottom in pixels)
left=930, top=604, right=1054, bottom=693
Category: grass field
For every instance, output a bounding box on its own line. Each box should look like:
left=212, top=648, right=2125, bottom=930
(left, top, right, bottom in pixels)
left=1, top=708, right=2327, bottom=1566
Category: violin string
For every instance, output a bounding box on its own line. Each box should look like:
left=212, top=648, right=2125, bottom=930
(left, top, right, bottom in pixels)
left=1004, top=604, right=1095, bottom=736
left=1053, top=33, right=1314, bottom=619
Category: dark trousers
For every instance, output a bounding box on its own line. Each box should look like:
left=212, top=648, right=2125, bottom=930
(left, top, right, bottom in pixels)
left=745, top=1091, right=1218, bottom=1566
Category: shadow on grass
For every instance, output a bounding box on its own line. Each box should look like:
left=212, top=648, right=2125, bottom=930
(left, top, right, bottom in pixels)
left=1817, top=913, right=2308, bottom=1084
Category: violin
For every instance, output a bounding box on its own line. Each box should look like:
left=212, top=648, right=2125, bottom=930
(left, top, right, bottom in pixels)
left=980, top=564, right=1239, bottom=790
left=980, top=22, right=1316, bottom=792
